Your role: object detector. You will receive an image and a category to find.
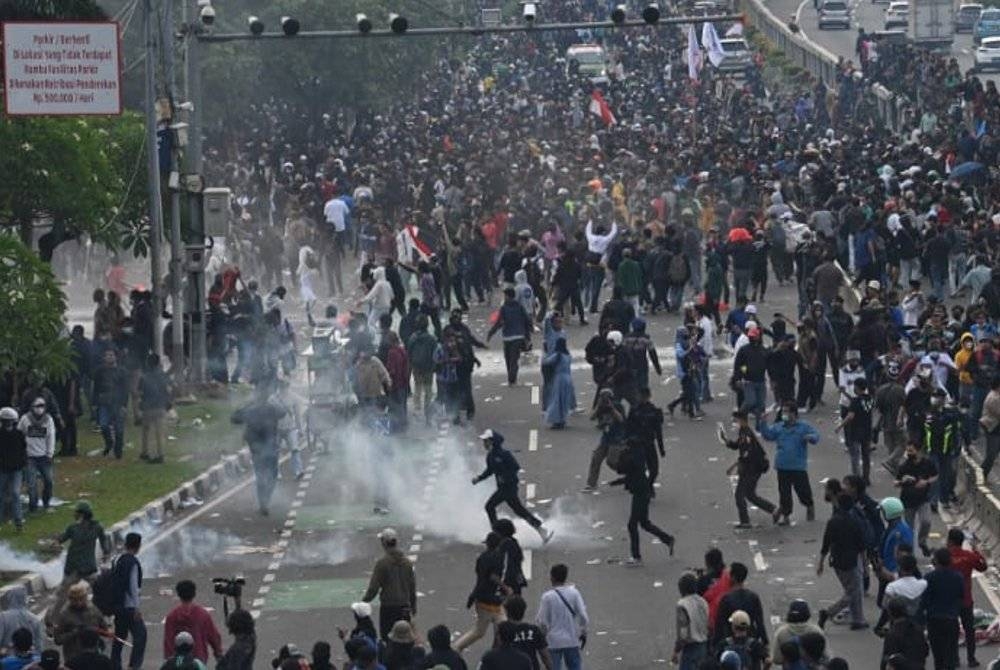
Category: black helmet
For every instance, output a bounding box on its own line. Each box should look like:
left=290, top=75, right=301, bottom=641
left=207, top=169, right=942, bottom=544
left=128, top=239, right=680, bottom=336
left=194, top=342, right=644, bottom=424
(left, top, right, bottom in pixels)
left=787, top=598, right=811, bottom=623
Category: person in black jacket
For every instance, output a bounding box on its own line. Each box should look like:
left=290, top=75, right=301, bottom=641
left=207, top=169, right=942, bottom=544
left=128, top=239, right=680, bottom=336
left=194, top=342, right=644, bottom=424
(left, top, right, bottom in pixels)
left=454, top=532, right=505, bottom=653
left=922, top=548, right=965, bottom=670
left=418, top=625, right=467, bottom=670
left=712, top=562, right=768, bottom=651
left=472, top=430, right=553, bottom=544
left=0, top=407, right=27, bottom=531
left=111, top=532, right=146, bottom=670
left=627, top=387, right=666, bottom=493
left=552, top=249, right=586, bottom=326
left=92, top=349, right=129, bottom=459
left=720, top=410, right=776, bottom=528
left=494, top=519, right=527, bottom=595
left=880, top=599, right=929, bottom=670
left=231, top=392, right=286, bottom=516
left=816, top=494, right=868, bottom=630
left=487, top=289, right=533, bottom=385
left=479, top=622, right=533, bottom=670
left=610, top=441, right=675, bottom=566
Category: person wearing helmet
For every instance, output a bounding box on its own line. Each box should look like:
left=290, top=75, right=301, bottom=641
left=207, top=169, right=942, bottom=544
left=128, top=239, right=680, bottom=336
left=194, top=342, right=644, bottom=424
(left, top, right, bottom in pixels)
left=877, top=497, right=914, bottom=595
left=0, top=407, right=27, bottom=531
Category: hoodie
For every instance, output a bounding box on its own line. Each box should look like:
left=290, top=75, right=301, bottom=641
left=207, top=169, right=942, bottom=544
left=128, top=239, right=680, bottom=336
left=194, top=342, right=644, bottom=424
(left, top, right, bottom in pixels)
left=0, top=587, right=45, bottom=651
left=17, top=412, right=55, bottom=459
left=514, top=270, right=535, bottom=318
left=362, top=549, right=417, bottom=612
left=362, top=267, right=394, bottom=312
left=163, top=602, right=223, bottom=662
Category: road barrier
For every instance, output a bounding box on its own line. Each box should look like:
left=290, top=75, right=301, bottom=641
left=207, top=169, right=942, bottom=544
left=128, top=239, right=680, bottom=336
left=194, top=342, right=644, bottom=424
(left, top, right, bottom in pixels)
left=736, top=0, right=909, bottom=133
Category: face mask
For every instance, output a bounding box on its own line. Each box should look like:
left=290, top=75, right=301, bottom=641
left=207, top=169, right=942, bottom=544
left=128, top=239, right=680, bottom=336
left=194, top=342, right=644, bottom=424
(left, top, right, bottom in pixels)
left=32, top=406, right=44, bottom=416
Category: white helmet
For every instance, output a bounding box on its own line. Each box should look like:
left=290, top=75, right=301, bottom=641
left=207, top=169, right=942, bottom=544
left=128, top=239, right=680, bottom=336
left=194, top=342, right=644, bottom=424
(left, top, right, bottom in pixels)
left=0, top=407, right=18, bottom=421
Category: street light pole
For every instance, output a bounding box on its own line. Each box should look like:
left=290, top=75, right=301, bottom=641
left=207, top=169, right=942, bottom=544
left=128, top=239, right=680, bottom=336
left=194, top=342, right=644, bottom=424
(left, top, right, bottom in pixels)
left=164, top=0, right=185, bottom=378
left=185, top=2, right=207, bottom=383
left=143, top=0, right=165, bottom=361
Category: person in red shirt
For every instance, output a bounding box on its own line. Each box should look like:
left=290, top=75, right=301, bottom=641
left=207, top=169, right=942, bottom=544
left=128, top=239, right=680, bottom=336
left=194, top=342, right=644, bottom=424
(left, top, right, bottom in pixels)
left=698, top=549, right=733, bottom=634
left=163, top=580, right=224, bottom=663
left=946, top=528, right=988, bottom=668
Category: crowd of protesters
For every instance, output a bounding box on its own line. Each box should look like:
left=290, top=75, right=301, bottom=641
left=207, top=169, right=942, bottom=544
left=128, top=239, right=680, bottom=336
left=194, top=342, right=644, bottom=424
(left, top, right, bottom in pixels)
left=8, top=0, right=1000, bottom=666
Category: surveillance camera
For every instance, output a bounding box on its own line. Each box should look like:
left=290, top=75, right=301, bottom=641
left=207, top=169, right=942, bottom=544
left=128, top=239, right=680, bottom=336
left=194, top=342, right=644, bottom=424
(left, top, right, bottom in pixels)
left=281, top=16, right=300, bottom=36
left=248, top=16, right=264, bottom=36
left=611, top=4, right=627, bottom=23
left=199, top=4, right=215, bottom=25
left=356, top=13, right=373, bottom=34
left=522, top=2, right=537, bottom=22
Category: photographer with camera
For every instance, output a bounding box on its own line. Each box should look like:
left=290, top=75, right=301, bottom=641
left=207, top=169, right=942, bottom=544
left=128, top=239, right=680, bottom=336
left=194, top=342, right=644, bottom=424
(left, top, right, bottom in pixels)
left=163, top=581, right=222, bottom=664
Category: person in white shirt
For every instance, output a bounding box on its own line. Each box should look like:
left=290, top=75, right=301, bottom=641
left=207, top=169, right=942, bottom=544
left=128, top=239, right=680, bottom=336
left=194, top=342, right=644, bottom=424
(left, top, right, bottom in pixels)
left=882, top=553, right=927, bottom=621
left=900, top=283, right=925, bottom=329
left=584, top=220, right=618, bottom=258
left=18, top=398, right=56, bottom=513
left=838, top=350, right=867, bottom=411
left=536, top=564, right=588, bottom=670
left=323, top=196, right=350, bottom=253
left=358, top=266, right=394, bottom=330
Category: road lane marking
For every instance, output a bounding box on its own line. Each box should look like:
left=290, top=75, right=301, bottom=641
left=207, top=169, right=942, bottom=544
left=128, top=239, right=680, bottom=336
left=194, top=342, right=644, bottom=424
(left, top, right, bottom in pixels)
left=524, top=549, right=533, bottom=580
left=526, top=483, right=537, bottom=500
left=529, top=429, right=538, bottom=452
left=531, top=386, right=540, bottom=405
left=263, top=573, right=275, bottom=583
left=409, top=544, right=421, bottom=553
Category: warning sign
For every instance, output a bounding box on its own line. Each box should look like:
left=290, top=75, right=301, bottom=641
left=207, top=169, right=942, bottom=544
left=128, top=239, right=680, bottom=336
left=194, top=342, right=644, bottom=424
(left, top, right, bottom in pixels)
left=3, top=22, right=122, bottom=116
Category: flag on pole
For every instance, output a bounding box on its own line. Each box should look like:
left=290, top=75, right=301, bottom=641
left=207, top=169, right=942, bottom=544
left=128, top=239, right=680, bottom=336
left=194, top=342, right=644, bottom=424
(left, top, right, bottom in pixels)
left=702, top=22, right=726, bottom=67
left=686, top=24, right=702, bottom=82
left=725, top=22, right=744, bottom=36
left=588, top=89, right=617, bottom=126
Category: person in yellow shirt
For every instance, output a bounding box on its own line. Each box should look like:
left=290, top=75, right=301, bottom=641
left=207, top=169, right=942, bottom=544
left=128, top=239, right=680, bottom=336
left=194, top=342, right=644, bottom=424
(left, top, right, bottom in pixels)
left=955, top=332, right=976, bottom=403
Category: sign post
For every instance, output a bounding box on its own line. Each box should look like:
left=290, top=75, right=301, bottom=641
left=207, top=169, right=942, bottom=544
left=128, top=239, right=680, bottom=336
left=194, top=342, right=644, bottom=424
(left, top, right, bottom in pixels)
left=2, top=22, right=122, bottom=116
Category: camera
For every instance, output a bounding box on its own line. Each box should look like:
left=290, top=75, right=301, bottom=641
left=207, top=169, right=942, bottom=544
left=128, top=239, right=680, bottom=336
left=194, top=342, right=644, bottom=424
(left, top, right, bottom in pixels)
left=212, top=576, right=245, bottom=598
left=199, top=4, right=215, bottom=26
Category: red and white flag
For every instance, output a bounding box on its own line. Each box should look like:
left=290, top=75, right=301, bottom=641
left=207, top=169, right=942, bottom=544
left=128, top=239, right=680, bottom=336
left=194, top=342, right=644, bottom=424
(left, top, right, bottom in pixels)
left=588, top=90, right=617, bottom=126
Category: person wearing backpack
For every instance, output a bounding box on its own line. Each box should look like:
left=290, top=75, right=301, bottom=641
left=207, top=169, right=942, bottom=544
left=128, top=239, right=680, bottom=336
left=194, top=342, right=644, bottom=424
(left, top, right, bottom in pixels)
left=720, top=410, right=776, bottom=529
left=816, top=494, right=868, bottom=631
left=609, top=440, right=675, bottom=566
left=717, top=611, right=767, bottom=670
left=842, top=475, right=885, bottom=594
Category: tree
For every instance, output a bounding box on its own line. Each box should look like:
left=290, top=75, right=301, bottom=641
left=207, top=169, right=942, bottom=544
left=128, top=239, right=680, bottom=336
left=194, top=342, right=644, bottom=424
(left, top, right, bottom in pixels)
left=0, top=112, right=149, bottom=261
left=0, top=236, right=74, bottom=387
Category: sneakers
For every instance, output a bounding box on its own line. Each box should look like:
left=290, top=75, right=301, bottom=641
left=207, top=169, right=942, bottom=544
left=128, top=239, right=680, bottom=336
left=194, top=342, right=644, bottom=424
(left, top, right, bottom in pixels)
left=624, top=557, right=643, bottom=567
left=664, top=535, right=676, bottom=556
left=537, top=526, right=555, bottom=545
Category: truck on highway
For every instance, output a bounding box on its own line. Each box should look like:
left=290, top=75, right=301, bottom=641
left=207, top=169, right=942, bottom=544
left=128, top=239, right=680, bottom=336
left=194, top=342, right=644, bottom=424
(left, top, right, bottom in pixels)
left=908, top=0, right=954, bottom=49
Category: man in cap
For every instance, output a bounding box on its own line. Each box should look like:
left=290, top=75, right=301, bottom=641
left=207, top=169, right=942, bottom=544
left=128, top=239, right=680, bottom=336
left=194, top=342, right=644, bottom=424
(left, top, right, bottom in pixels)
left=771, top=600, right=824, bottom=666
left=454, top=531, right=505, bottom=653
left=716, top=609, right=767, bottom=670
left=472, top=430, right=553, bottom=544
left=875, top=362, right=908, bottom=475
left=362, top=528, right=417, bottom=641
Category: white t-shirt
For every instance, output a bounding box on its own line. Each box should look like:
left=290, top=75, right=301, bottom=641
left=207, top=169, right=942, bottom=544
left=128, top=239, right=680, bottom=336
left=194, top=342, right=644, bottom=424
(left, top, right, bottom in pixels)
left=323, top=198, right=349, bottom=232
left=536, top=585, right=589, bottom=650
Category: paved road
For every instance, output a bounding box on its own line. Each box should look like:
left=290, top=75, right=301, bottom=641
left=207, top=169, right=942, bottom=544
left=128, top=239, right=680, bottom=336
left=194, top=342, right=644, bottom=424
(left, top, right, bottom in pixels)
left=64, top=280, right=1000, bottom=669
left=766, top=0, right=1000, bottom=84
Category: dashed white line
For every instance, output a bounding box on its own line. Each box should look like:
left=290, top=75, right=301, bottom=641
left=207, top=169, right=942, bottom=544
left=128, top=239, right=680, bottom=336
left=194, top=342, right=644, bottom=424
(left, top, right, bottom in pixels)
left=267, top=561, right=281, bottom=571
left=529, top=429, right=538, bottom=452
left=252, top=598, right=266, bottom=608
left=524, top=549, right=533, bottom=580
left=531, top=385, right=540, bottom=405
left=408, top=554, right=419, bottom=563
left=263, top=573, right=276, bottom=583
left=409, top=544, right=421, bottom=553
left=526, top=483, right=537, bottom=500
left=413, top=533, right=423, bottom=541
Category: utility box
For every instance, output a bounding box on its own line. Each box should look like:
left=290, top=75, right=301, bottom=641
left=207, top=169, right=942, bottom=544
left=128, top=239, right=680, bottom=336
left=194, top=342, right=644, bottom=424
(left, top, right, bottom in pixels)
left=202, top=187, right=231, bottom=237
left=481, top=8, right=501, bottom=26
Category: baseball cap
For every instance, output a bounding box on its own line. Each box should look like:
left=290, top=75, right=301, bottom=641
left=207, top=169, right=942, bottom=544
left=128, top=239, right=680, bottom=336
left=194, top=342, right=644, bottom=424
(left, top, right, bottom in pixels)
left=867, top=280, right=881, bottom=291
left=478, top=429, right=495, bottom=441
left=729, top=610, right=751, bottom=627
left=745, top=304, right=758, bottom=315
left=378, top=528, right=397, bottom=542
left=351, top=602, right=372, bottom=618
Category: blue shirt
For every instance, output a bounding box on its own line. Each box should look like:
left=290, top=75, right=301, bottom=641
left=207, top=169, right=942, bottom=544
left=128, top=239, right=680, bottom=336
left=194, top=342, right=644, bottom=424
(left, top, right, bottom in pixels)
left=756, top=419, right=819, bottom=471
left=0, top=653, right=39, bottom=670
left=880, top=519, right=914, bottom=573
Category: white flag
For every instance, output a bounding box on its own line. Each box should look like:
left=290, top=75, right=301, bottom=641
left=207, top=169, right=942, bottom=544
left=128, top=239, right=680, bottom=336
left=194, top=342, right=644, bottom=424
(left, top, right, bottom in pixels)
left=687, top=24, right=702, bottom=81
left=702, top=22, right=726, bottom=67
left=726, top=22, right=744, bottom=37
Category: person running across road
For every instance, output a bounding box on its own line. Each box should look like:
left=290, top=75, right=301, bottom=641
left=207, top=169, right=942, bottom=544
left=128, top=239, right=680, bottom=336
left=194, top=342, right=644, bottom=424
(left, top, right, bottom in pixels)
left=895, top=442, right=938, bottom=556
left=487, top=287, right=533, bottom=386
left=816, top=494, right=868, bottom=631
left=945, top=528, right=988, bottom=668
left=494, top=518, right=527, bottom=596
left=455, top=531, right=505, bottom=654
left=472, top=430, right=553, bottom=544
left=361, top=528, right=417, bottom=642
left=757, top=403, right=819, bottom=525
left=230, top=390, right=286, bottom=516
left=610, top=441, right=675, bottom=566
left=627, top=387, right=665, bottom=494
left=720, top=410, right=776, bottom=528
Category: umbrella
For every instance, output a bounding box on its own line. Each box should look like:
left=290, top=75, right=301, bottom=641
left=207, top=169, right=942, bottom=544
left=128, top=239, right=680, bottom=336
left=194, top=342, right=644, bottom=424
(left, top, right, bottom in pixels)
left=950, top=161, right=985, bottom=181
left=727, top=227, right=752, bottom=243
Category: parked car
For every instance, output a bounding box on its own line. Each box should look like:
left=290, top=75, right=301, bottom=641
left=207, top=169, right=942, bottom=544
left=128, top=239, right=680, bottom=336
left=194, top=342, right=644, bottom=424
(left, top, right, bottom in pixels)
left=884, top=1, right=910, bottom=29
left=956, top=3, right=983, bottom=32
left=714, top=37, right=753, bottom=71
left=974, top=6, right=1000, bottom=43
left=818, top=0, right=852, bottom=29
left=974, top=35, right=1000, bottom=70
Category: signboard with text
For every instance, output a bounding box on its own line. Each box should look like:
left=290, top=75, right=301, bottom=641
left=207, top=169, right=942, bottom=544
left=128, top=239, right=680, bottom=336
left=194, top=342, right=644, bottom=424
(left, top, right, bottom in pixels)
left=2, top=21, right=122, bottom=116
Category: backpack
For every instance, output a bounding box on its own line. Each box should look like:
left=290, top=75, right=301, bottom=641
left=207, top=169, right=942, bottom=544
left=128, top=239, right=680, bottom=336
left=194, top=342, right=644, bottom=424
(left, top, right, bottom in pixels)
left=91, top=565, right=118, bottom=616
left=850, top=503, right=881, bottom=550
left=720, top=638, right=755, bottom=669
left=667, top=253, right=689, bottom=285
left=606, top=441, right=630, bottom=473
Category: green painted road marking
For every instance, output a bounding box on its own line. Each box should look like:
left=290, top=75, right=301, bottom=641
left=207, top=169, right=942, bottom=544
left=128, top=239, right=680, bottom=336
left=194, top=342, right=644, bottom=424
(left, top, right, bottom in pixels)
left=294, top=503, right=402, bottom=530
left=265, top=578, right=369, bottom=610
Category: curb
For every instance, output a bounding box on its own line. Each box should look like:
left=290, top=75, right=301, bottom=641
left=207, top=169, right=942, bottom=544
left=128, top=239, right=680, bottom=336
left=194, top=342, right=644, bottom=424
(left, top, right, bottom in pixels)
left=1, top=447, right=254, bottom=601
